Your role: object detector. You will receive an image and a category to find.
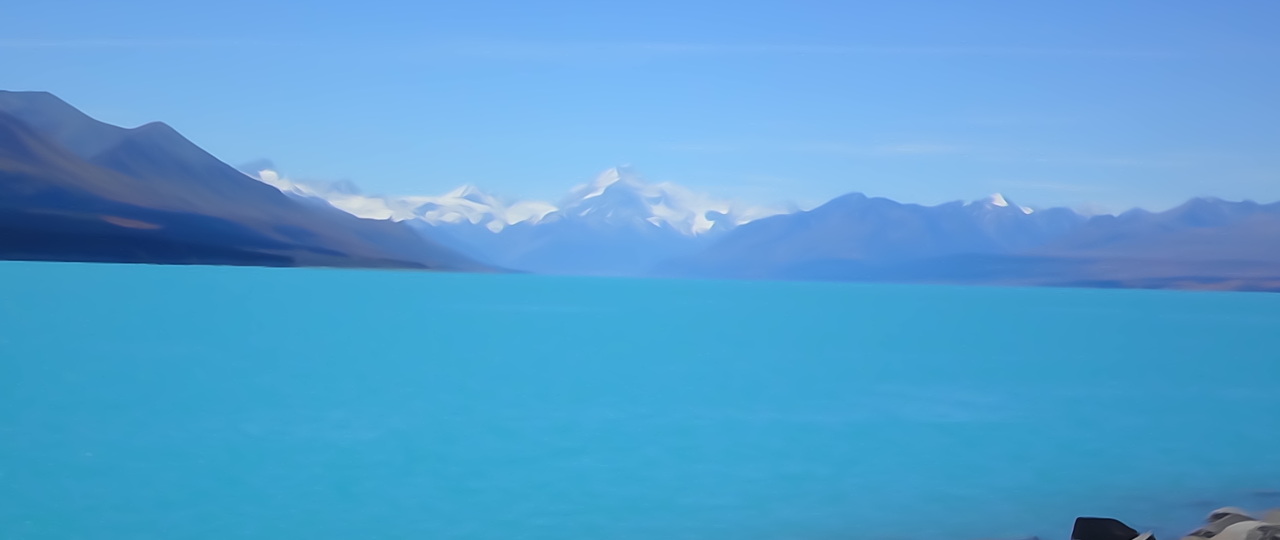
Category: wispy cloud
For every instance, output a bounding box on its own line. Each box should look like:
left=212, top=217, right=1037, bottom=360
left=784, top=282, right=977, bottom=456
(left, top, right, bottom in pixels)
left=665, top=140, right=967, bottom=157
left=664, top=140, right=1200, bottom=172
left=0, top=37, right=1185, bottom=60
left=663, top=142, right=743, bottom=153
left=424, top=41, right=1183, bottom=60
left=981, top=154, right=1192, bottom=168
left=0, top=38, right=281, bottom=49
left=996, top=180, right=1111, bottom=193
left=955, top=114, right=1086, bottom=126
left=786, top=142, right=966, bottom=156
left=869, top=143, right=965, bottom=155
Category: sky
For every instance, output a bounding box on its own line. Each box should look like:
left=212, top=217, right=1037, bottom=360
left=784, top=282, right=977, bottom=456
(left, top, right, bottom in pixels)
left=2, top=0, right=1278, bottom=213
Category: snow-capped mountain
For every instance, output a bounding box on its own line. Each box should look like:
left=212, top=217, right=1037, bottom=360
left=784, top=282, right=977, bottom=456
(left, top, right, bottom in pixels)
left=403, top=185, right=558, bottom=232
left=251, top=169, right=556, bottom=232
left=545, top=166, right=773, bottom=235
left=247, top=165, right=791, bottom=276
left=970, top=192, right=1034, bottom=215
left=248, top=165, right=778, bottom=236
left=247, top=165, right=1093, bottom=277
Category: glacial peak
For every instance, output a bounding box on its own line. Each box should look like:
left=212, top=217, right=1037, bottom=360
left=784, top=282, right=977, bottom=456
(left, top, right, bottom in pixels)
left=444, top=184, right=501, bottom=205
left=569, top=165, right=645, bottom=202
left=972, top=192, right=1034, bottom=215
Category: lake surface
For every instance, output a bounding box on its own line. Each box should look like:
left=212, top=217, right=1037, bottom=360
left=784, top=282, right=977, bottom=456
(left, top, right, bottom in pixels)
left=1, top=261, right=1278, bottom=540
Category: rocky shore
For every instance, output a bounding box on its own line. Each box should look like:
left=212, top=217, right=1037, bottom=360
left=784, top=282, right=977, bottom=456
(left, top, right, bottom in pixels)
left=1069, top=507, right=1279, bottom=540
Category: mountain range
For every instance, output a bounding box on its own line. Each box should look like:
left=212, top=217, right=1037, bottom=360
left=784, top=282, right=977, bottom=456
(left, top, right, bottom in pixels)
left=2, top=90, right=1277, bottom=291
left=253, top=165, right=1280, bottom=291
left=663, top=193, right=1280, bottom=291
left=253, top=165, right=793, bottom=276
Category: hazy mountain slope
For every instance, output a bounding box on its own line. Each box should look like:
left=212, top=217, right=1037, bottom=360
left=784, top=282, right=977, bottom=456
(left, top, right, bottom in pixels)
left=1036, top=198, right=1280, bottom=262
left=661, top=192, right=1280, bottom=291
left=484, top=167, right=727, bottom=276
left=503, top=220, right=706, bottom=277
left=0, top=90, right=131, bottom=158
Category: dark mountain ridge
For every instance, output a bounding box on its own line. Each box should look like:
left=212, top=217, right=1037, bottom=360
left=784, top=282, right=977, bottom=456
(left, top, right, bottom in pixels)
left=0, top=91, right=486, bottom=270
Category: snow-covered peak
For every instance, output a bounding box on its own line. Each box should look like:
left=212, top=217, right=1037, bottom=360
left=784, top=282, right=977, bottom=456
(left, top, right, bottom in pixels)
left=444, top=184, right=500, bottom=205
left=568, top=166, right=645, bottom=202
left=248, top=169, right=553, bottom=231
left=967, top=192, right=1034, bottom=215
left=551, top=167, right=778, bottom=235
left=252, top=169, right=422, bottom=221
left=250, top=166, right=785, bottom=236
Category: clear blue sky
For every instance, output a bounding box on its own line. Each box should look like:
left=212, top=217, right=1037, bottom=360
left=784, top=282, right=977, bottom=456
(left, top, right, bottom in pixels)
left=3, top=0, right=1278, bottom=212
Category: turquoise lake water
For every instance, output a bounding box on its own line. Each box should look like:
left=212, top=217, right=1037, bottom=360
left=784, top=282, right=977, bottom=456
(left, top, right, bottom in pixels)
left=1, top=261, right=1278, bottom=540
